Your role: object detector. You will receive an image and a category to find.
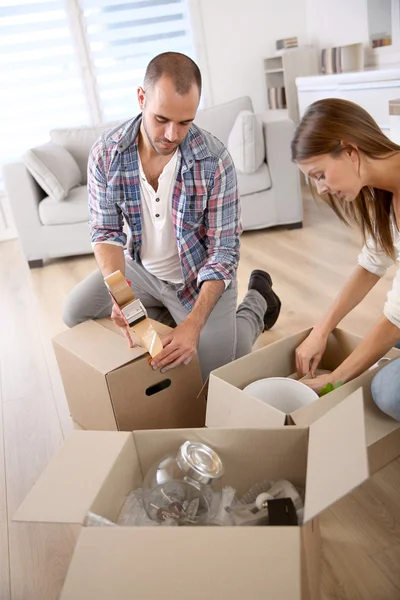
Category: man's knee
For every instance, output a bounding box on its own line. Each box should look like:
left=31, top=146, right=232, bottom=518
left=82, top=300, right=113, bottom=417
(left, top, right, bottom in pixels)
left=61, top=269, right=112, bottom=328
left=371, top=358, right=400, bottom=421
left=62, top=290, right=85, bottom=328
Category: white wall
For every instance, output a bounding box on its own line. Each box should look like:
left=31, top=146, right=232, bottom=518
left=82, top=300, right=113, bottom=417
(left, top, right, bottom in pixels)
left=305, top=0, right=369, bottom=50
left=305, top=0, right=400, bottom=67
left=367, top=0, right=392, bottom=40
left=195, top=0, right=307, bottom=113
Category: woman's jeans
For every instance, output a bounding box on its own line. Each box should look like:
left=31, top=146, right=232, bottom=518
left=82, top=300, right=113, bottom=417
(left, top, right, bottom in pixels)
left=371, top=356, right=400, bottom=421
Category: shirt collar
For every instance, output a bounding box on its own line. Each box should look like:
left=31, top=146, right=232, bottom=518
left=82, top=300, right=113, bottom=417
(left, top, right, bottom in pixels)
left=109, top=113, right=212, bottom=169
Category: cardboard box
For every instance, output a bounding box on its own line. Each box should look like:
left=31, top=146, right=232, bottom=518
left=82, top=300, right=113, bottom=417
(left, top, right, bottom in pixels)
left=13, top=389, right=367, bottom=600
left=206, top=328, right=400, bottom=474
left=53, top=317, right=205, bottom=431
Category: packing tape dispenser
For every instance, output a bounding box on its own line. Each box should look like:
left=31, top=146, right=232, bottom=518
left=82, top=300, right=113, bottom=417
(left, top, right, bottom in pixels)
left=104, top=270, right=163, bottom=359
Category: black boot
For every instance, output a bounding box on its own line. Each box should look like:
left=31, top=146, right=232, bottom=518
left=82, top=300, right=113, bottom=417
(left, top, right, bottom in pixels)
left=248, top=270, right=281, bottom=331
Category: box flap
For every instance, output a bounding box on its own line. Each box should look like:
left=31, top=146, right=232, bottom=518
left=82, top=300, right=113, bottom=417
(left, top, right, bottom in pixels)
left=61, top=527, right=302, bottom=599
left=293, top=344, right=400, bottom=427
left=133, top=427, right=308, bottom=496
left=292, top=354, right=400, bottom=446
left=303, top=388, right=369, bottom=522
left=206, top=374, right=286, bottom=428
left=226, top=390, right=287, bottom=427
left=53, top=320, right=148, bottom=374
left=209, top=328, right=312, bottom=388
left=13, top=431, right=132, bottom=524
left=290, top=370, right=372, bottom=427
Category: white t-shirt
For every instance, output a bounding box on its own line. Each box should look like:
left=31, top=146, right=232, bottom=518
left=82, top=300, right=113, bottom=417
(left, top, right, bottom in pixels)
left=358, top=215, right=400, bottom=328
left=137, top=149, right=183, bottom=284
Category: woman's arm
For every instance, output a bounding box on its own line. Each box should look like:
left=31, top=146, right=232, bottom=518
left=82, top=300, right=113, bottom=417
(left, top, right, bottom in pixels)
left=331, top=315, right=400, bottom=384
left=314, top=266, right=381, bottom=338
left=305, top=261, right=400, bottom=392
left=296, top=266, right=380, bottom=375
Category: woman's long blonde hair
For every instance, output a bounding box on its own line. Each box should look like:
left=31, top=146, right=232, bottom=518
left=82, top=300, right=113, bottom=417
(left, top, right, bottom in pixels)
left=291, top=98, right=400, bottom=259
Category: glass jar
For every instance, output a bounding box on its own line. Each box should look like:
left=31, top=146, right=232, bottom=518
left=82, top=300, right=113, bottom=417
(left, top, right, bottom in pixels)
left=142, top=441, right=225, bottom=526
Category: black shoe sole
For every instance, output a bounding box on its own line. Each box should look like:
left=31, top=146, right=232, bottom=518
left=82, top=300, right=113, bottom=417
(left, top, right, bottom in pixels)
left=249, top=270, right=281, bottom=331
left=251, top=269, right=273, bottom=288
left=264, top=293, right=281, bottom=331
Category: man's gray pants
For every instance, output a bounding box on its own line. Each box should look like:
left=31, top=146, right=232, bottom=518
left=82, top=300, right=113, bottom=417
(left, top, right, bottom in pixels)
left=62, top=258, right=266, bottom=381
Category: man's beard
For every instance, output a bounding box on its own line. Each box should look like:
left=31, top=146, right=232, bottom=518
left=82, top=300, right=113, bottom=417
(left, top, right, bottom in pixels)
left=142, top=113, right=178, bottom=156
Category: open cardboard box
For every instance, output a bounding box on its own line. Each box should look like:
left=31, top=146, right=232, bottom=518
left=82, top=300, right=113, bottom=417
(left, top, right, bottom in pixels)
left=13, top=390, right=368, bottom=600
left=206, top=328, right=400, bottom=474
left=53, top=317, right=205, bottom=431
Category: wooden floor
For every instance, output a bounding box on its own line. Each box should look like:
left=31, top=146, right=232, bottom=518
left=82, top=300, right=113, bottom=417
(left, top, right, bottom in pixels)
left=1, top=195, right=400, bottom=599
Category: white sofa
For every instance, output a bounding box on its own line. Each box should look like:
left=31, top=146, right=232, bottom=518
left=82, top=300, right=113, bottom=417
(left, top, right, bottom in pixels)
left=2, top=97, right=302, bottom=267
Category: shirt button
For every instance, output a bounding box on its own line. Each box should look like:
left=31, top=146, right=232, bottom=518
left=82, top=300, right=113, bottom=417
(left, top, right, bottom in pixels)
left=156, top=197, right=160, bottom=202
left=179, top=209, right=183, bottom=213
left=155, top=213, right=160, bottom=218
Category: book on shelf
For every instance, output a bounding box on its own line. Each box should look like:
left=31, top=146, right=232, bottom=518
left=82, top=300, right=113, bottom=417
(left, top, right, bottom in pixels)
left=268, top=87, right=287, bottom=110
left=276, top=37, right=298, bottom=51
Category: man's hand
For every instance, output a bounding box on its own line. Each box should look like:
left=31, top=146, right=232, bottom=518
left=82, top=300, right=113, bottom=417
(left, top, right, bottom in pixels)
left=150, top=320, right=200, bottom=372
left=110, top=298, right=133, bottom=348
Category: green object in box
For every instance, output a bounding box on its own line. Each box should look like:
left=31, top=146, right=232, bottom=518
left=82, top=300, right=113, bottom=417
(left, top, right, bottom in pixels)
left=319, top=381, right=343, bottom=397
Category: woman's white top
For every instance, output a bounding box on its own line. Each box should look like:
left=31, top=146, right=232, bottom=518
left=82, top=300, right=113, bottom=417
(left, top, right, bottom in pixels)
left=358, top=215, right=400, bottom=328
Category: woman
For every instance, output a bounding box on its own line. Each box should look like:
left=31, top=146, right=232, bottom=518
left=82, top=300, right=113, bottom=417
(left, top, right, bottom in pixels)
left=291, top=98, right=400, bottom=419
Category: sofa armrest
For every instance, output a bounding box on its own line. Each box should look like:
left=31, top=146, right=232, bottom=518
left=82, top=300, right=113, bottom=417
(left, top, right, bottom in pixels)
left=258, top=113, right=303, bottom=224
left=1, top=162, right=46, bottom=260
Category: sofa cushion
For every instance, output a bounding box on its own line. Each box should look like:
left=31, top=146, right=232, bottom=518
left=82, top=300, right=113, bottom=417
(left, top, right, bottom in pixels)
left=195, top=97, right=253, bottom=145
left=38, top=185, right=89, bottom=226
left=24, top=142, right=81, bottom=202
left=227, top=110, right=265, bottom=174
left=237, top=163, right=272, bottom=196
left=50, top=121, right=122, bottom=184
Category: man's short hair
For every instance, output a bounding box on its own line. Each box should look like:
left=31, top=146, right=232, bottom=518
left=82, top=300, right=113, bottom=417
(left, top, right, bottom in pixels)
left=144, top=52, right=202, bottom=96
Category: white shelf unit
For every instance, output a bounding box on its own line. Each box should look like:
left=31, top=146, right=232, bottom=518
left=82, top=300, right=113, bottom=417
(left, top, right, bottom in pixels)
left=321, top=42, right=364, bottom=75
left=264, top=47, right=319, bottom=123
left=296, top=67, right=400, bottom=135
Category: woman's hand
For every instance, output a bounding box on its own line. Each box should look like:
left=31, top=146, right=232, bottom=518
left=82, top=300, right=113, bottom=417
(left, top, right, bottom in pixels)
left=302, top=373, right=332, bottom=394
left=295, top=328, right=329, bottom=377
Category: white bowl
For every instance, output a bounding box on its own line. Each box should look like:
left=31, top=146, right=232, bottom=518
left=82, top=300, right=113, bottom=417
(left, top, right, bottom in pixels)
left=243, top=377, right=318, bottom=413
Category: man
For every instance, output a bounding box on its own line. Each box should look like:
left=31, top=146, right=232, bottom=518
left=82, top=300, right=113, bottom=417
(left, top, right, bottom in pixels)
left=63, top=52, right=281, bottom=381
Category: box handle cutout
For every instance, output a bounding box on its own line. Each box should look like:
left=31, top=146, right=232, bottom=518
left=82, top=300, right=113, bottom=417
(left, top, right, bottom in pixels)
left=146, top=379, right=172, bottom=396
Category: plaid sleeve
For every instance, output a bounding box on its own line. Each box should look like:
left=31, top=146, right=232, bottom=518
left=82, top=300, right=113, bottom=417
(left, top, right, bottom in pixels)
left=88, top=138, right=127, bottom=247
left=197, top=148, right=242, bottom=285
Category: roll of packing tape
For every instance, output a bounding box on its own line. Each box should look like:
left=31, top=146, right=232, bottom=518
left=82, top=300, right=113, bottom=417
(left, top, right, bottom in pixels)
left=132, top=320, right=163, bottom=358
left=104, top=270, right=163, bottom=359
left=104, top=270, right=134, bottom=307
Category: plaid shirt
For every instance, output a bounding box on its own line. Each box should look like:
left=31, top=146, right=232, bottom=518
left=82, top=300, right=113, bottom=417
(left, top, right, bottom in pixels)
left=88, top=114, right=242, bottom=311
